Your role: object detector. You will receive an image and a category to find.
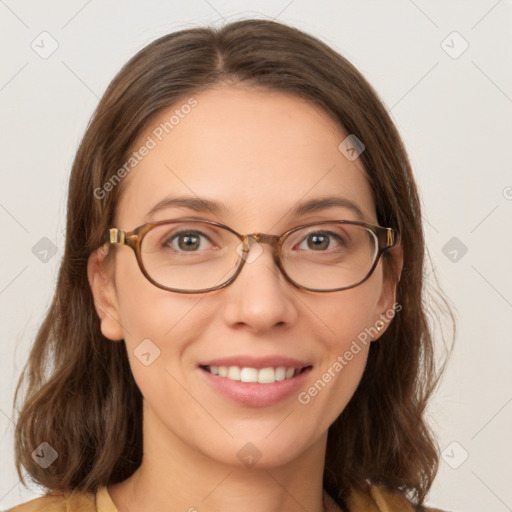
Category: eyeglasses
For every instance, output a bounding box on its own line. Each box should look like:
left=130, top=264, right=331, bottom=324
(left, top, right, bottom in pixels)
left=100, top=218, right=398, bottom=294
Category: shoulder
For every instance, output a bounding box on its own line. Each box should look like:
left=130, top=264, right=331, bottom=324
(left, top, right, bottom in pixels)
left=346, top=484, right=446, bottom=512
left=6, top=488, right=97, bottom=512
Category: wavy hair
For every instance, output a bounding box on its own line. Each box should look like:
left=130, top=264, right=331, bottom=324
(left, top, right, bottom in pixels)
left=12, top=18, right=454, bottom=509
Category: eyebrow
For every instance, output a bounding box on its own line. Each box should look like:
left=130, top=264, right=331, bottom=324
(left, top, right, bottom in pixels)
left=144, top=194, right=366, bottom=222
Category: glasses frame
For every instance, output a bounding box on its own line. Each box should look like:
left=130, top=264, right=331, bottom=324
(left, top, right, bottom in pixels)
left=100, top=218, right=398, bottom=294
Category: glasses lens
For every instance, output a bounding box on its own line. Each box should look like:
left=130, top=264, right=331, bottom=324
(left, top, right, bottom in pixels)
left=281, top=223, right=378, bottom=290
left=140, top=221, right=242, bottom=291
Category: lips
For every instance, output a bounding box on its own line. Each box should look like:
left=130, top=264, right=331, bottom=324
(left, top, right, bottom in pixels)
left=197, top=355, right=313, bottom=407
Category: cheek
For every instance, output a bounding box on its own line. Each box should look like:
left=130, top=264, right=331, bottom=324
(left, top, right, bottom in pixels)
left=297, top=313, right=371, bottom=430
left=112, top=253, right=195, bottom=380
left=114, top=284, right=202, bottom=427
left=296, top=272, right=383, bottom=421
left=113, top=248, right=190, bottom=339
left=315, top=267, right=383, bottom=350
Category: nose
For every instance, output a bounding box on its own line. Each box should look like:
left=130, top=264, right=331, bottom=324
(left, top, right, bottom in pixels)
left=222, top=239, right=298, bottom=333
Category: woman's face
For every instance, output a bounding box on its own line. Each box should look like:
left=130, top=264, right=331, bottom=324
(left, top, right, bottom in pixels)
left=89, top=85, right=400, bottom=469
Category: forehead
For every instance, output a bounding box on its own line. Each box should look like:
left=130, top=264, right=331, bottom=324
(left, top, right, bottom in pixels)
left=116, top=86, right=376, bottom=230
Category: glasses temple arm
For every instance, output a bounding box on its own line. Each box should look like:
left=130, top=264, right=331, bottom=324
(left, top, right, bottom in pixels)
left=100, top=228, right=127, bottom=246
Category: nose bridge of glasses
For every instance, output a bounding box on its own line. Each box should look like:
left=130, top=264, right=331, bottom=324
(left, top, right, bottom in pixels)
left=240, top=233, right=281, bottom=261
left=246, top=232, right=281, bottom=251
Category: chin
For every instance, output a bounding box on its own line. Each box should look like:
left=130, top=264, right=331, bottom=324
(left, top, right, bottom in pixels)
left=195, top=428, right=319, bottom=469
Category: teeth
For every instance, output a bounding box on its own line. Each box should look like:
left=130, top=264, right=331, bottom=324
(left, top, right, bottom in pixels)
left=258, top=367, right=276, bottom=384
left=227, top=366, right=241, bottom=381
left=274, top=367, right=286, bottom=381
left=240, top=367, right=258, bottom=382
left=206, top=365, right=301, bottom=384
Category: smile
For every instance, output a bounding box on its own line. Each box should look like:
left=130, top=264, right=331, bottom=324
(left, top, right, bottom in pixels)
left=201, top=365, right=310, bottom=384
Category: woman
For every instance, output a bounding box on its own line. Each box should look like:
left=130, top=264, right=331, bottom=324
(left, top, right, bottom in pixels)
left=9, top=19, right=453, bottom=512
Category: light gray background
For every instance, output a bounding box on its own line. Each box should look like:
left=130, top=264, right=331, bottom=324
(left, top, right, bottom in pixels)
left=1, top=1, right=511, bottom=511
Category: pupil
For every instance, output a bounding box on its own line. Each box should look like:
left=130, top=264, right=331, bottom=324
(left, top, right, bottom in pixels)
left=308, top=234, right=328, bottom=250
left=179, top=234, right=199, bottom=250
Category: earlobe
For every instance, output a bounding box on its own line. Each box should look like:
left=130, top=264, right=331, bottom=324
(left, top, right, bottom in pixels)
left=87, top=247, right=124, bottom=341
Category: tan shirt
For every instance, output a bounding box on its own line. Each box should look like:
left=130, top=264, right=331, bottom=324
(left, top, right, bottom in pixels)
left=7, top=485, right=445, bottom=512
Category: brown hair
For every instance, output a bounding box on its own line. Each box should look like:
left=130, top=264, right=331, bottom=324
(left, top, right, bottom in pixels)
left=12, top=18, right=454, bottom=508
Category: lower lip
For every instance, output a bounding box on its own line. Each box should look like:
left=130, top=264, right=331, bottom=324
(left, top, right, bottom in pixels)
left=199, top=367, right=312, bottom=407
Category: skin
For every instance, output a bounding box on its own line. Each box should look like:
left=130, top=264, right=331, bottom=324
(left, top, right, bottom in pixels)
left=88, top=85, right=403, bottom=512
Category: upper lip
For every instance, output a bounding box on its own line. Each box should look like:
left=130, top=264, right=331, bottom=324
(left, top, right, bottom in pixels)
left=198, top=355, right=312, bottom=370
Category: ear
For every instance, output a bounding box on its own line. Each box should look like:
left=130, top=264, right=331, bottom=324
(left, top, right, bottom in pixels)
left=87, top=246, right=124, bottom=341
left=373, top=242, right=404, bottom=340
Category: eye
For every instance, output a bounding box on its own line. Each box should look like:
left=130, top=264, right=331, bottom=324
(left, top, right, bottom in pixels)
left=296, top=230, right=348, bottom=251
left=163, top=230, right=215, bottom=252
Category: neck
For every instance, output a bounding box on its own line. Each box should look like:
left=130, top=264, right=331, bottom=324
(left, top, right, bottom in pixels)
left=109, top=401, right=335, bottom=512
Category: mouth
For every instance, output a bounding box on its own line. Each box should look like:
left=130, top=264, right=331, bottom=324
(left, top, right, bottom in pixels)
left=197, top=355, right=314, bottom=406
left=199, top=364, right=312, bottom=384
